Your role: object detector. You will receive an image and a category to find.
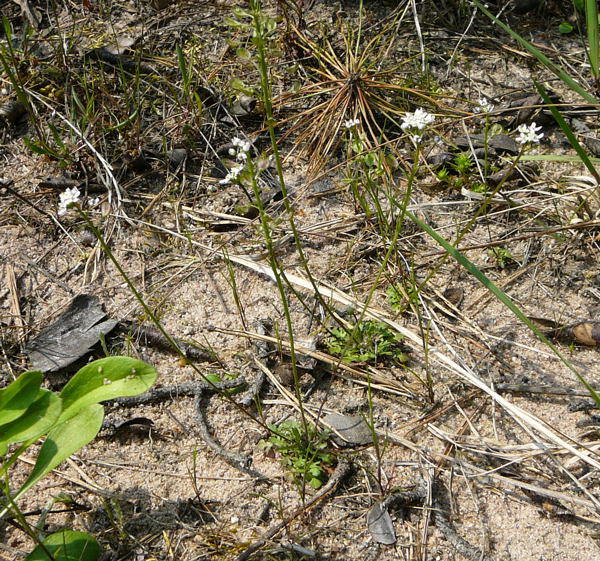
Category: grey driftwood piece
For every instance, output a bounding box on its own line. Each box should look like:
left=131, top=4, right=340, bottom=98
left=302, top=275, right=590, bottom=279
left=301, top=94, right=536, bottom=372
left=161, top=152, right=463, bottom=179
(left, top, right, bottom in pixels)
left=25, top=294, right=118, bottom=373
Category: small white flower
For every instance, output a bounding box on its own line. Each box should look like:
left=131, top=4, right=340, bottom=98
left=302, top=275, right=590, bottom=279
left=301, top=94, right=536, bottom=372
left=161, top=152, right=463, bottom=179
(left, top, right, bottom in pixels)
left=88, top=197, right=100, bottom=208
left=236, top=150, right=248, bottom=161
left=476, top=97, right=495, bottom=113
left=344, top=118, right=360, bottom=129
left=228, top=147, right=237, bottom=156
left=401, top=108, right=435, bottom=131
left=515, top=122, right=544, bottom=145
left=58, top=187, right=81, bottom=215
left=219, top=164, right=244, bottom=185
left=232, top=137, right=251, bottom=153
left=411, top=134, right=423, bottom=143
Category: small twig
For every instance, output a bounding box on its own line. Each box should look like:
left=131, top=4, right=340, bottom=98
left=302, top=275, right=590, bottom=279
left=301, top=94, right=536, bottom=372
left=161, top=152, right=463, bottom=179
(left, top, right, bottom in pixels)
left=108, top=378, right=245, bottom=407
left=20, top=255, right=74, bottom=294
left=118, top=320, right=213, bottom=362
left=194, top=394, right=267, bottom=480
left=496, top=383, right=600, bottom=398
left=424, top=220, right=600, bottom=258
left=5, top=264, right=24, bottom=336
left=2, top=181, right=79, bottom=245
left=238, top=319, right=272, bottom=407
left=431, top=479, right=498, bottom=561
left=107, top=378, right=267, bottom=479
left=236, top=459, right=352, bottom=561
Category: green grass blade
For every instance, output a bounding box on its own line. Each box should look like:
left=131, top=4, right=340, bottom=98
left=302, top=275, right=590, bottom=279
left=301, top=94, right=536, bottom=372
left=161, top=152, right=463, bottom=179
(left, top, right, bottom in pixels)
left=586, top=0, right=599, bottom=79
left=405, top=209, right=600, bottom=407
left=472, top=0, right=599, bottom=105
left=534, top=80, right=600, bottom=182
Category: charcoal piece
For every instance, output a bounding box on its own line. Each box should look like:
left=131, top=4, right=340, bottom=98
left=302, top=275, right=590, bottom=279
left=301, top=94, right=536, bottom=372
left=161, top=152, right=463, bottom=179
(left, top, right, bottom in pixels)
left=443, top=287, right=464, bottom=309
left=323, top=412, right=373, bottom=447
left=38, top=177, right=80, bottom=190
left=426, top=152, right=453, bottom=168
left=230, top=94, right=257, bottom=117
left=454, top=133, right=518, bottom=154
left=528, top=316, right=600, bottom=346
left=167, top=148, right=187, bottom=168
left=114, top=417, right=154, bottom=431
left=584, top=137, right=600, bottom=157
left=0, top=100, right=27, bottom=126
left=83, top=47, right=156, bottom=74
left=25, top=295, right=118, bottom=373
left=367, top=502, right=396, bottom=545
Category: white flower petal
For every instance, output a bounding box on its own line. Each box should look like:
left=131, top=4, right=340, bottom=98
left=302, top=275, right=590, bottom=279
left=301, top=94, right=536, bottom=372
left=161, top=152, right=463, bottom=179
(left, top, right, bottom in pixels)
left=401, top=108, right=435, bottom=131
left=58, top=187, right=81, bottom=215
left=516, top=122, right=543, bottom=144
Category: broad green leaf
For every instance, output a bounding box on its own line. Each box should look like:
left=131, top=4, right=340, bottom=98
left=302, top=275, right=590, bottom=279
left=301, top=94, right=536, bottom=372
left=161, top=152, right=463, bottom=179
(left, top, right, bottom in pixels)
left=0, top=371, right=43, bottom=426
left=236, top=47, right=252, bottom=60
left=558, top=22, right=574, bottom=34
left=0, top=389, right=61, bottom=455
left=229, top=77, right=254, bottom=95
left=14, top=403, right=104, bottom=501
left=24, top=530, right=100, bottom=561
left=59, top=357, right=157, bottom=423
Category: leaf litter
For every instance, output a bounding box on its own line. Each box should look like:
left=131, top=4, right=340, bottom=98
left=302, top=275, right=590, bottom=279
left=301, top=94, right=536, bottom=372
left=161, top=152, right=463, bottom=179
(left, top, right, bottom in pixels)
left=1, top=1, right=600, bottom=560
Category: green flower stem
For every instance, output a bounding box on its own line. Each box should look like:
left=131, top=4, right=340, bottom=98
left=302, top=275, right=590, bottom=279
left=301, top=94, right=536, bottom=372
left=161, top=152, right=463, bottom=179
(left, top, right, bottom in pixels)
left=76, top=209, right=271, bottom=432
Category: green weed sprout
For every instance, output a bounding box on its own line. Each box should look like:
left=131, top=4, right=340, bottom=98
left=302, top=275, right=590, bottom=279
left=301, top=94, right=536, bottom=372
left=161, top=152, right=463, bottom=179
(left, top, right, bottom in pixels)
left=261, top=421, right=334, bottom=490
left=386, top=286, right=405, bottom=313
left=488, top=246, right=515, bottom=269
left=0, top=357, right=157, bottom=561
left=327, top=320, right=409, bottom=365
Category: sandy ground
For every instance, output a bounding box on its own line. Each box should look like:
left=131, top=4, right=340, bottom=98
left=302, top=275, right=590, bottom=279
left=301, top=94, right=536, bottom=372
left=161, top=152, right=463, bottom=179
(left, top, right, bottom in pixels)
left=2, top=1, right=600, bottom=560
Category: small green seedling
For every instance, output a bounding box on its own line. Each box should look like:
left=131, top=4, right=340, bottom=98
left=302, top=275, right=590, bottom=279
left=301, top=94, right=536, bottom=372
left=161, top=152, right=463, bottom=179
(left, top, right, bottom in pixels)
left=260, top=420, right=334, bottom=489
left=386, top=285, right=406, bottom=313
left=487, top=246, right=515, bottom=269
left=559, top=22, right=574, bottom=34
left=436, top=152, right=477, bottom=191
left=452, top=152, right=473, bottom=175
left=327, top=320, right=409, bottom=365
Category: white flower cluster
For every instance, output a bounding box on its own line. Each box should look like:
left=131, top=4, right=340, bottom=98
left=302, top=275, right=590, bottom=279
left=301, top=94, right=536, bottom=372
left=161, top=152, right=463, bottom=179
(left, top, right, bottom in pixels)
left=220, top=163, right=244, bottom=185
left=344, top=118, right=361, bottom=129
left=228, top=136, right=251, bottom=160
left=221, top=137, right=251, bottom=185
left=58, top=187, right=81, bottom=215
left=515, top=122, right=543, bottom=145
left=401, top=108, right=435, bottom=131
left=476, top=97, right=495, bottom=113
